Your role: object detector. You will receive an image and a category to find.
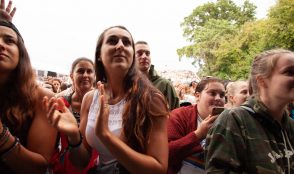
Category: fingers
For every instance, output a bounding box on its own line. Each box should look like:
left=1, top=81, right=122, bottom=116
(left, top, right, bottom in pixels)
left=0, top=0, right=5, bottom=9
left=96, top=81, right=104, bottom=95
left=10, top=7, right=15, bottom=17
left=209, top=115, right=218, bottom=122
left=51, top=113, right=61, bottom=127
left=5, top=0, right=11, bottom=12
left=96, top=81, right=102, bottom=89
left=43, top=96, right=49, bottom=111
left=3, top=0, right=15, bottom=15
left=43, top=97, right=61, bottom=126
left=56, top=98, right=67, bottom=112
left=47, top=98, right=58, bottom=121
left=98, top=82, right=109, bottom=111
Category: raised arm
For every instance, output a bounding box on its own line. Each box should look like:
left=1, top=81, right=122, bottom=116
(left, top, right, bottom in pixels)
left=43, top=90, right=95, bottom=169
left=0, top=0, right=16, bottom=21
left=95, top=83, right=168, bottom=174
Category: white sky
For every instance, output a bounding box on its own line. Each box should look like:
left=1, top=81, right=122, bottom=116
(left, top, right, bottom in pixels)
left=12, top=0, right=277, bottom=74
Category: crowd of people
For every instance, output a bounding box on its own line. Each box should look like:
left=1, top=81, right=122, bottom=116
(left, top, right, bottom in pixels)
left=0, top=1, right=293, bottom=174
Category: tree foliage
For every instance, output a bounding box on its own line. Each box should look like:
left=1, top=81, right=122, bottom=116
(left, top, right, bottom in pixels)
left=178, top=0, right=256, bottom=79
left=265, top=0, right=294, bottom=50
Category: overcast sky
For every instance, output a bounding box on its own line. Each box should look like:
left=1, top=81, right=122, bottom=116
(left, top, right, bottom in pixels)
left=12, top=0, right=277, bottom=74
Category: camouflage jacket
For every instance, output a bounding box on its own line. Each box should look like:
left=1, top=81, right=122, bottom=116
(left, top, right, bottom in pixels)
left=205, top=97, right=294, bottom=174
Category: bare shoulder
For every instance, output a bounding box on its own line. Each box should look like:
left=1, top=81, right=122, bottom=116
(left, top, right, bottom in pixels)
left=80, top=89, right=96, bottom=113
left=36, top=86, right=55, bottom=99
left=149, top=92, right=169, bottom=118
left=33, top=86, right=55, bottom=117
left=83, top=89, right=95, bottom=105
left=80, top=89, right=96, bottom=134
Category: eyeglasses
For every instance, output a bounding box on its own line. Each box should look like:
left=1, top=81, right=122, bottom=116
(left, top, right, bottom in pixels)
left=136, top=50, right=150, bottom=57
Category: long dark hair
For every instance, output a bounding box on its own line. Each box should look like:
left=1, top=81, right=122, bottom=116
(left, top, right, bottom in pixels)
left=0, top=28, right=38, bottom=132
left=94, top=26, right=168, bottom=152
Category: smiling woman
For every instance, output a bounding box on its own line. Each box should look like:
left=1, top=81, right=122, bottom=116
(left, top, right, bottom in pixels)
left=167, top=77, right=225, bottom=174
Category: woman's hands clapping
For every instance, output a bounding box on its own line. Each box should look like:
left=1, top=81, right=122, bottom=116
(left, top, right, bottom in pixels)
left=94, top=81, right=111, bottom=139
left=43, top=96, right=79, bottom=137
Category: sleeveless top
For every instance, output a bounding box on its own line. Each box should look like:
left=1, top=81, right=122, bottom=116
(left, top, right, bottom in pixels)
left=62, top=91, right=81, bottom=124
left=86, top=89, right=125, bottom=164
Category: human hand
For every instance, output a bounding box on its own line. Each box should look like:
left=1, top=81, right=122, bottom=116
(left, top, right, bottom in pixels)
left=43, top=96, right=79, bottom=137
left=0, top=0, right=16, bottom=22
left=194, top=115, right=217, bottom=140
left=94, top=81, right=111, bottom=138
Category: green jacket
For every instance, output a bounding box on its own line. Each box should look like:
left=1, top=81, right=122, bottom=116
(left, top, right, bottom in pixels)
left=205, top=96, right=294, bottom=174
left=148, top=65, right=179, bottom=110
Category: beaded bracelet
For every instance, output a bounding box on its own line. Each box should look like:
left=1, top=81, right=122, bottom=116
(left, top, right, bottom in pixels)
left=0, top=136, right=20, bottom=161
left=0, top=130, right=10, bottom=147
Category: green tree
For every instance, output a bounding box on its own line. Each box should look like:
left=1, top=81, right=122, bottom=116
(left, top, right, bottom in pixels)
left=214, top=20, right=268, bottom=80
left=178, top=0, right=256, bottom=78
left=265, top=0, right=294, bottom=50
left=178, top=19, right=238, bottom=75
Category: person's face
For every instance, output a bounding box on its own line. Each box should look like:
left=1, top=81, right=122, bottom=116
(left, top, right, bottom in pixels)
left=52, top=80, right=60, bottom=90
left=262, top=53, right=294, bottom=104
left=100, top=27, right=134, bottom=75
left=196, top=82, right=225, bottom=118
left=231, top=82, right=249, bottom=107
left=71, top=60, right=94, bottom=92
left=0, top=26, right=19, bottom=74
left=135, top=43, right=151, bottom=73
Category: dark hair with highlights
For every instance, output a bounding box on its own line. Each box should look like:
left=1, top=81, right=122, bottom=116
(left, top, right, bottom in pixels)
left=94, top=26, right=168, bottom=152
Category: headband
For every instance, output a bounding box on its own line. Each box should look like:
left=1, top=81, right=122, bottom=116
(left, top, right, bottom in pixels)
left=0, top=20, right=23, bottom=42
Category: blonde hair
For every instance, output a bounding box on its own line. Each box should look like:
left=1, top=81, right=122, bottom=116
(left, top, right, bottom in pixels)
left=226, top=80, right=248, bottom=105
left=249, top=48, right=293, bottom=95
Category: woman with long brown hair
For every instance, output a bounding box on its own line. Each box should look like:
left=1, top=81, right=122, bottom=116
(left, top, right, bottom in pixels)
left=0, top=1, right=57, bottom=173
left=44, top=25, right=169, bottom=174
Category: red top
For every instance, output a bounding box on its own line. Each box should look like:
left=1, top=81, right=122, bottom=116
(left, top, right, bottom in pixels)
left=167, top=105, right=204, bottom=174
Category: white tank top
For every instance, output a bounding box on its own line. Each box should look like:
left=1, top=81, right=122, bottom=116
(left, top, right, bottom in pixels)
left=86, top=89, right=125, bottom=164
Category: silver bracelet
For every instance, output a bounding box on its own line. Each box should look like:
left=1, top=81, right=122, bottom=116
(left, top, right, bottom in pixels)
left=0, top=137, right=20, bottom=161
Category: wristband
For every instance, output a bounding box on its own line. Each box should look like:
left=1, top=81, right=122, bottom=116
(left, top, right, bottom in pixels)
left=0, top=136, right=20, bottom=161
left=68, top=131, right=83, bottom=148
left=0, top=130, right=10, bottom=147
left=59, top=131, right=83, bottom=164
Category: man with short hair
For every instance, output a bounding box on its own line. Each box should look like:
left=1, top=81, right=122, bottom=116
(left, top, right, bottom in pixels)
left=135, top=41, right=179, bottom=110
